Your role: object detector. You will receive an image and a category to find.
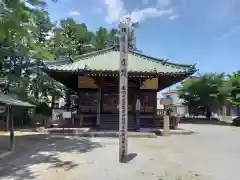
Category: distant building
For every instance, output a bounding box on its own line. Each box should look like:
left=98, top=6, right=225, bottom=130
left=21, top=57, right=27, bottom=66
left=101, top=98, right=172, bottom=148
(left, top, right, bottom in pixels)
left=159, top=89, right=188, bottom=116
left=221, top=103, right=239, bottom=117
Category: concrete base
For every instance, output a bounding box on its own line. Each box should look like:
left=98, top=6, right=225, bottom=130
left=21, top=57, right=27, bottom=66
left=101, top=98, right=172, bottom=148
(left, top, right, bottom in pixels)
left=46, top=128, right=156, bottom=138
left=87, top=131, right=156, bottom=138
left=47, top=128, right=91, bottom=134
left=219, top=116, right=236, bottom=123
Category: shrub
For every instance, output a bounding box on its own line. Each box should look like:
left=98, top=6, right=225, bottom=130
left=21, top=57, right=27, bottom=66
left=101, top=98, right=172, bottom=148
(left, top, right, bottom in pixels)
left=35, top=102, right=52, bottom=116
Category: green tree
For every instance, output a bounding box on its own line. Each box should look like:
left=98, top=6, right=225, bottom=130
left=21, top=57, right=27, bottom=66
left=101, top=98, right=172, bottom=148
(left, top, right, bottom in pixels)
left=108, top=28, right=119, bottom=46
left=0, top=0, right=59, bottom=128
left=106, top=27, right=138, bottom=50
left=30, top=10, right=55, bottom=101
left=225, top=71, right=240, bottom=115
left=178, top=73, right=227, bottom=117
left=49, top=18, right=94, bottom=59
left=93, top=27, right=109, bottom=50
left=48, top=18, right=96, bottom=109
left=0, top=0, right=57, bottom=103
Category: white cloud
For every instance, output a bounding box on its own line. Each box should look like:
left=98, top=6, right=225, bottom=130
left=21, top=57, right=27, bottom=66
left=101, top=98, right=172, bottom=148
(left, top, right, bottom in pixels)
left=130, top=8, right=173, bottom=23
left=68, top=11, right=80, bottom=17
left=104, top=0, right=126, bottom=24
left=102, top=0, right=177, bottom=24
left=168, top=15, right=179, bottom=20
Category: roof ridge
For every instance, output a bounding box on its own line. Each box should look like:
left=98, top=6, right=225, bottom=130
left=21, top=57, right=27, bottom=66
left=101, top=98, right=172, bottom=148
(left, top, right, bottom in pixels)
left=70, top=45, right=195, bottom=70
left=128, top=49, right=194, bottom=69
left=72, top=46, right=115, bottom=61
left=69, top=45, right=195, bottom=68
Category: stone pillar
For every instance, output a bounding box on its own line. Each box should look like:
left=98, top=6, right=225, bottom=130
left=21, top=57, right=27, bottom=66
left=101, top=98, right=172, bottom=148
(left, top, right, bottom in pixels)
left=222, top=105, right=227, bottom=116
left=163, top=115, right=170, bottom=136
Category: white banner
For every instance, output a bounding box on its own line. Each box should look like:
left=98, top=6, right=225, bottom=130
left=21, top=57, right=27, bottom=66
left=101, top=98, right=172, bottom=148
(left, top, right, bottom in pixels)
left=119, top=22, right=128, bottom=163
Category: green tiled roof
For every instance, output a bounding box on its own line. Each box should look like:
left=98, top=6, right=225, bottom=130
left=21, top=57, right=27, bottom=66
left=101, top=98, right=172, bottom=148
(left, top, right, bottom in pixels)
left=0, top=93, right=36, bottom=107
left=44, top=46, right=196, bottom=74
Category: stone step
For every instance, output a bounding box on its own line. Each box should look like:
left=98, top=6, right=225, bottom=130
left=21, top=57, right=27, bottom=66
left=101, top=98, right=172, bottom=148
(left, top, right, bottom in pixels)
left=100, top=114, right=136, bottom=130
left=100, top=124, right=136, bottom=130
left=85, top=131, right=157, bottom=138
left=100, top=123, right=136, bottom=127
left=100, top=127, right=136, bottom=131
left=100, top=118, right=135, bottom=122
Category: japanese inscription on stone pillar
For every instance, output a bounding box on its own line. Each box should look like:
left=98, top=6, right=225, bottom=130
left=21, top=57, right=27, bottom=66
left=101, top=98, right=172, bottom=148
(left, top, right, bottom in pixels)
left=119, top=22, right=128, bottom=163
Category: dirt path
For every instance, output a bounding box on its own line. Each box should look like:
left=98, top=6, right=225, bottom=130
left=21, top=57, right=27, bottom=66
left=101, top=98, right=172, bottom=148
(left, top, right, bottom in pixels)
left=0, top=124, right=240, bottom=180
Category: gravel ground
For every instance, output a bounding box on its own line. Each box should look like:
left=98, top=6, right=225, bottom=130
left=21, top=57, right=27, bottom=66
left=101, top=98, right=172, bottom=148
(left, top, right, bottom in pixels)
left=0, top=123, right=240, bottom=180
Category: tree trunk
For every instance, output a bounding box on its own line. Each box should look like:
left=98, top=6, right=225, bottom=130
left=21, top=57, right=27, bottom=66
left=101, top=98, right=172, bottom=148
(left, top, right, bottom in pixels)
left=35, top=59, right=40, bottom=102
left=51, top=95, right=55, bottom=109
left=66, top=90, right=71, bottom=111
left=8, top=106, right=14, bottom=151
left=206, top=106, right=211, bottom=120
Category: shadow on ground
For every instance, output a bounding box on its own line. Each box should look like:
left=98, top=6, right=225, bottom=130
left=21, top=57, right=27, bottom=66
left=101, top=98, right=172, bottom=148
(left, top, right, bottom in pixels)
left=153, top=128, right=198, bottom=136
left=180, top=118, right=232, bottom=126
left=126, top=153, right=138, bottom=163
left=0, top=134, right=103, bottom=180
left=169, top=130, right=198, bottom=136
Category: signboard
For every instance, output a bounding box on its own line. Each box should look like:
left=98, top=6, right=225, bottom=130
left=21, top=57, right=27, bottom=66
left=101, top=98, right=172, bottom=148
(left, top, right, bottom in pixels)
left=62, top=111, right=71, bottom=119
left=119, top=22, right=128, bottom=163
left=140, top=78, right=158, bottom=89
left=78, top=76, right=98, bottom=89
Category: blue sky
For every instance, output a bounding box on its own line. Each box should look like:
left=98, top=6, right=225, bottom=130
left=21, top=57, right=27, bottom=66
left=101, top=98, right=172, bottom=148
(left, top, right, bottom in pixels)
left=46, top=0, right=240, bottom=75
left=45, top=0, right=240, bottom=97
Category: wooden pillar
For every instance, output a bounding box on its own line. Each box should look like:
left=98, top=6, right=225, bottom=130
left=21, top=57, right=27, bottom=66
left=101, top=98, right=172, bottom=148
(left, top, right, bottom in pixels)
left=153, top=90, right=157, bottom=123
left=100, top=78, right=104, bottom=115
left=6, top=111, right=9, bottom=131
left=8, top=106, right=14, bottom=151
left=78, top=91, right=83, bottom=127
left=96, top=87, right=101, bottom=128
left=135, top=78, right=140, bottom=131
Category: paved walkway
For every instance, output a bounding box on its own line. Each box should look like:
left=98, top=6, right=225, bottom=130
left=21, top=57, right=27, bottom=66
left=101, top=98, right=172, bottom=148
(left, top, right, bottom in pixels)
left=0, top=123, right=240, bottom=180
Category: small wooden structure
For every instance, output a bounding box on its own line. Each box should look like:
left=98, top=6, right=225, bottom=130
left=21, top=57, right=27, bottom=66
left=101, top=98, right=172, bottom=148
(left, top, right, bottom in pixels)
left=0, top=93, right=35, bottom=150
left=43, top=46, right=196, bottom=130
